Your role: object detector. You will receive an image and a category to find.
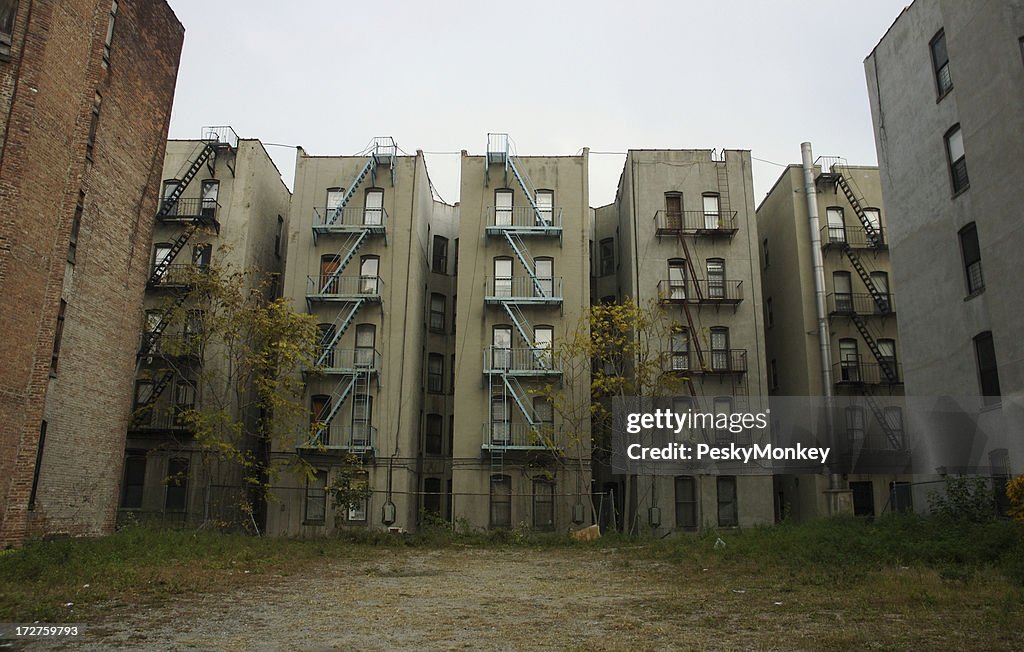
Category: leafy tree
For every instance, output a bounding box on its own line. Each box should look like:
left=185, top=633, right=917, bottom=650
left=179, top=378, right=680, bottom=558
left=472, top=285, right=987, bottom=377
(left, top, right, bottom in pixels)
left=136, top=252, right=320, bottom=531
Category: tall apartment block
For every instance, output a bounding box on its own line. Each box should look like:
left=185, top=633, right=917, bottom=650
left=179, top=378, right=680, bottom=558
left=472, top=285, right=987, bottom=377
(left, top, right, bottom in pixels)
left=0, top=0, right=182, bottom=546
left=758, top=161, right=910, bottom=521
left=865, top=0, right=1024, bottom=484
left=120, top=130, right=291, bottom=526
left=593, top=150, right=773, bottom=533
left=268, top=139, right=457, bottom=534
left=452, top=135, right=592, bottom=531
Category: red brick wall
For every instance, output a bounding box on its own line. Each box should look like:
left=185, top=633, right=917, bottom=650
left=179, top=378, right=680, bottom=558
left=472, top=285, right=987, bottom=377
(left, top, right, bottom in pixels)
left=0, top=0, right=183, bottom=547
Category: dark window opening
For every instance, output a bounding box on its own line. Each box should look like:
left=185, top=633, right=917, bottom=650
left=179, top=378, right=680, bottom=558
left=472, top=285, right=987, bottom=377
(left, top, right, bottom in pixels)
left=930, top=29, right=952, bottom=97
left=432, top=235, right=449, bottom=274
left=975, top=331, right=1001, bottom=401
left=959, top=223, right=983, bottom=294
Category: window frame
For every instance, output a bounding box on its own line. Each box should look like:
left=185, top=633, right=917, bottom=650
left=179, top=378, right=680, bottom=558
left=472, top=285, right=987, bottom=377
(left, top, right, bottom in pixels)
left=674, top=476, right=697, bottom=530
left=930, top=29, right=952, bottom=99
left=425, top=413, right=443, bottom=456
left=717, top=476, right=738, bottom=527
left=599, top=238, right=615, bottom=276
left=429, top=292, right=446, bottom=332
left=431, top=235, right=448, bottom=274
left=974, top=331, right=1001, bottom=401
left=427, top=352, right=444, bottom=394
left=164, top=457, right=190, bottom=513
left=490, top=474, right=512, bottom=528
left=532, top=479, right=555, bottom=531
left=959, top=223, right=984, bottom=295
left=304, top=469, right=328, bottom=524
left=945, top=124, right=969, bottom=195
left=120, top=452, right=146, bottom=509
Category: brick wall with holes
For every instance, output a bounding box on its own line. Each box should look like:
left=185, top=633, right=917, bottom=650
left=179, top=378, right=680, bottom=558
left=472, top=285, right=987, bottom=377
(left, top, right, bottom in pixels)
left=0, top=0, right=183, bottom=547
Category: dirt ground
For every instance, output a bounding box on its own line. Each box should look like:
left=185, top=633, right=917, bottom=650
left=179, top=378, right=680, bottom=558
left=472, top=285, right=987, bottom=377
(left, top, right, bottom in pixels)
left=23, top=546, right=1024, bottom=651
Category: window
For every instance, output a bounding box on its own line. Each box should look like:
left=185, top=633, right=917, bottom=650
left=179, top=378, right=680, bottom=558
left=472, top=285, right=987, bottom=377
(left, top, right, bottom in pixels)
left=491, top=394, right=509, bottom=445
left=930, top=29, right=952, bottom=97
left=675, top=476, right=697, bottom=530
left=200, top=180, right=219, bottom=219
left=494, top=257, right=513, bottom=297
left=318, top=323, right=335, bottom=367
left=845, top=406, right=865, bottom=444
left=702, top=193, right=720, bottom=229
left=826, top=207, right=845, bottom=243
left=670, top=328, right=689, bottom=371
left=884, top=407, right=905, bottom=449
left=161, top=180, right=180, bottom=216
left=192, top=242, right=212, bottom=269
left=710, top=327, right=729, bottom=371
left=68, top=193, right=84, bottom=264
left=492, top=326, right=512, bottom=369
left=133, top=379, right=154, bottom=417
left=839, top=338, right=859, bottom=382
left=533, top=480, right=554, bottom=530
left=599, top=238, right=615, bottom=276
left=432, top=235, right=448, bottom=274
left=427, top=353, right=444, bottom=393
left=423, top=477, right=442, bottom=516
left=833, top=272, right=853, bottom=313
left=347, top=473, right=368, bottom=521
left=706, top=259, right=725, bottom=299
left=535, top=257, right=554, bottom=298
left=359, top=256, right=379, bottom=294
left=450, top=353, right=456, bottom=393
left=425, top=414, right=443, bottom=456
left=326, top=187, right=344, bottom=223
left=945, top=125, right=969, bottom=194
left=536, top=189, right=554, bottom=226
left=766, top=297, right=773, bottom=328
left=275, top=215, right=284, bottom=259
left=495, top=189, right=513, bottom=226
left=304, top=469, right=327, bottom=524
left=0, top=0, right=16, bottom=59
left=889, top=481, right=913, bottom=514
left=668, top=259, right=686, bottom=301
left=714, top=397, right=733, bottom=444
left=878, top=339, right=898, bottom=381
left=864, top=208, right=882, bottom=241
left=533, top=396, right=553, bottom=429
left=28, top=421, right=45, bottom=510
left=174, top=380, right=195, bottom=425
left=165, top=457, right=189, bottom=512
left=102, top=0, right=117, bottom=67
left=85, top=92, right=101, bottom=162
left=770, top=359, right=779, bottom=390
left=717, top=476, right=737, bottom=527
left=429, top=293, right=446, bottom=332
left=762, top=239, right=769, bottom=268
left=351, top=395, right=373, bottom=446
left=665, top=193, right=683, bottom=229
left=355, top=324, right=376, bottom=367
left=870, top=272, right=890, bottom=312
left=974, top=331, right=1001, bottom=401
left=50, top=299, right=67, bottom=376
left=319, top=254, right=340, bottom=293
left=959, top=223, right=984, bottom=294
left=310, top=394, right=330, bottom=442
left=490, top=475, right=512, bottom=527
left=364, top=188, right=383, bottom=225
left=121, top=453, right=146, bottom=509
left=534, top=325, right=553, bottom=368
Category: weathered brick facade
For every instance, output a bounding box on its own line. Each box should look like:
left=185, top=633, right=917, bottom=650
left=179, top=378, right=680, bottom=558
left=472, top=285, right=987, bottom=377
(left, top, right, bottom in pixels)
left=0, top=0, right=183, bottom=547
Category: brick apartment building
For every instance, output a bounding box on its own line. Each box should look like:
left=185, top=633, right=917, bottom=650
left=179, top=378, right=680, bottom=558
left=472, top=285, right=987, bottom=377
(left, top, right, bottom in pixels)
left=0, top=0, right=182, bottom=546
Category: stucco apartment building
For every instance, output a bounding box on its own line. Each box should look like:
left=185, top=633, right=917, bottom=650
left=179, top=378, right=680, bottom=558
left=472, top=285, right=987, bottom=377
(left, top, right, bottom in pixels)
left=120, top=130, right=291, bottom=527
left=865, top=0, right=1024, bottom=488
left=758, top=160, right=911, bottom=521
left=593, top=149, right=773, bottom=534
left=0, top=0, right=182, bottom=546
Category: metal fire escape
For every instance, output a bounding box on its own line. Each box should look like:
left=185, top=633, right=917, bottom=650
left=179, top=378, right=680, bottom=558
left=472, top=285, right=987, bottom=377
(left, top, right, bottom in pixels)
left=484, top=134, right=563, bottom=474
left=134, top=128, right=237, bottom=419
left=304, top=137, right=395, bottom=452
left=818, top=159, right=902, bottom=449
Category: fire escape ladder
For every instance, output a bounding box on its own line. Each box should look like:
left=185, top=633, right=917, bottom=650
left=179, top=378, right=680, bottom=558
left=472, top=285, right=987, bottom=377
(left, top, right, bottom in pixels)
left=835, top=174, right=881, bottom=247
left=322, top=230, right=369, bottom=291
left=136, top=369, right=176, bottom=416
left=316, top=299, right=366, bottom=367
left=842, top=246, right=890, bottom=314
left=503, top=373, right=539, bottom=428
left=503, top=302, right=547, bottom=370
left=333, top=156, right=376, bottom=221
left=312, top=374, right=359, bottom=444
left=503, top=231, right=545, bottom=297
left=148, top=222, right=201, bottom=287
left=860, top=389, right=903, bottom=449
left=506, top=154, right=543, bottom=225
left=490, top=448, right=504, bottom=475
left=850, top=312, right=898, bottom=383
left=674, top=233, right=706, bottom=370
left=715, top=159, right=731, bottom=214
left=157, top=142, right=217, bottom=219
left=141, top=292, right=191, bottom=356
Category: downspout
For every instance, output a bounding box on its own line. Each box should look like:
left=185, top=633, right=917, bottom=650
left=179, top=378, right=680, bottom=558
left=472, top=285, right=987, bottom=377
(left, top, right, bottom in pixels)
left=800, top=143, right=842, bottom=500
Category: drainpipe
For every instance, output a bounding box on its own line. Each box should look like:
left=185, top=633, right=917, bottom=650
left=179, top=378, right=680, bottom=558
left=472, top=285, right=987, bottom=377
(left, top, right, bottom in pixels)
left=800, top=143, right=843, bottom=503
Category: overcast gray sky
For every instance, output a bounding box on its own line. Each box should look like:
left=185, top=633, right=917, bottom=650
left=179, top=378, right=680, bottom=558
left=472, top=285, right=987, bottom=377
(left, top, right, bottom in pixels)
left=164, top=0, right=909, bottom=207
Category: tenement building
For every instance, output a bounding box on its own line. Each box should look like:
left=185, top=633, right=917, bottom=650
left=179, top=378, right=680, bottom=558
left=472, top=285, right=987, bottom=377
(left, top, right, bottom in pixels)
left=593, top=149, right=773, bottom=533
left=758, top=160, right=911, bottom=521
left=865, top=0, right=1024, bottom=494
left=120, top=129, right=291, bottom=527
left=0, top=0, right=182, bottom=546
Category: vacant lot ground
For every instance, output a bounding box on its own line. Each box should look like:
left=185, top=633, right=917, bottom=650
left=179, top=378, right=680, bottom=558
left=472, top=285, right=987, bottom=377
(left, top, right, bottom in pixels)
left=12, top=542, right=1024, bottom=651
